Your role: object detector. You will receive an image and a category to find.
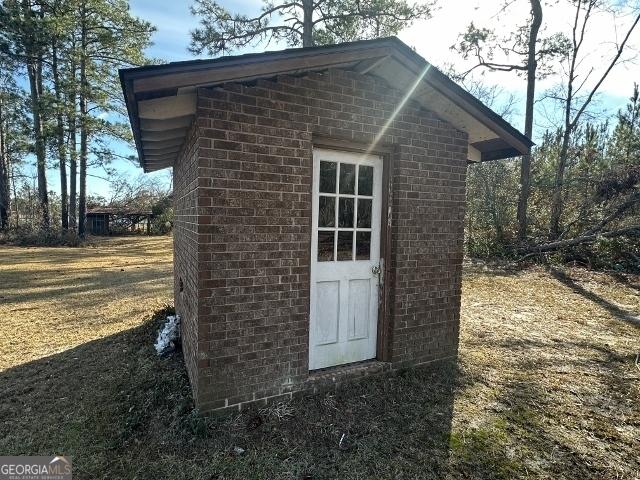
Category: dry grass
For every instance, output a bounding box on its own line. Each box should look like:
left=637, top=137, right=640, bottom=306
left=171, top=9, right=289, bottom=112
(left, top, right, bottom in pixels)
left=0, top=239, right=638, bottom=479
left=457, top=262, right=639, bottom=478
left=0, top=236, right=173, bottom=370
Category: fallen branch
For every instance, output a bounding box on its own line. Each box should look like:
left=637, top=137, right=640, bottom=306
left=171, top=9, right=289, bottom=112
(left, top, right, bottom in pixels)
left=582, top=192, right=640, bottom=238
left=518, top=225, right=640, bottom=261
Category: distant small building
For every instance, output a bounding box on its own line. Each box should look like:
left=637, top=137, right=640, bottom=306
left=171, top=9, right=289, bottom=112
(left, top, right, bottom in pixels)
left=120, top=37, right=532, bottom=413
left=85, top=208, right=153, bottom=235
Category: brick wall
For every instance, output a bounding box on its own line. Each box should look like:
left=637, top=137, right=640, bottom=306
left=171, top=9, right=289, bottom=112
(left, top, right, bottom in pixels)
left=388, top=114, right=467, bottom=367
left=174, top=67, right=467, bottom=412
left=173, top=121, right=201, bottom=397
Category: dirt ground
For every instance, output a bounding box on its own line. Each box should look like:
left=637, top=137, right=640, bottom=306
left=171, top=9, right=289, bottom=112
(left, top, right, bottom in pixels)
left=0, top=236, right=638, bottom=479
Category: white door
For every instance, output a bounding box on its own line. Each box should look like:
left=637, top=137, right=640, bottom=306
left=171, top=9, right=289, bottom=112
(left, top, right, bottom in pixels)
left=309, top=148, right=383, bottom=370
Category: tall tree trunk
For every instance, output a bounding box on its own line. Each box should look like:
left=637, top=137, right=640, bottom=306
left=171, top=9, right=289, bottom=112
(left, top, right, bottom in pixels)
left=52, top=39, right=69, bottom=230
left=547, top=1, right=640, bottom=239
left=548, top=0, right=581, bottom=240
left=516, top=0, right=542, bottom=241
left=27, top=56, right=49, bottom=229
left=22, top=0, right=49, bottom=229
left=11, top=161, right=19, bottom=228
left=549, top=1, right=582, bottom=241
left=302, top=0, right=313, bottom=47
left=78, top=2, right=88, bottom=238
left=0, top=94, right=9, bottom=229
left=624, top=85, right=638, bottom=162
left=68, top=53, right=77, bottom=231
left=28, top=177, right=33, bottom=223
left=69, top=118, right=77, bottom=230
left=549, top=129, right=572, bottom=239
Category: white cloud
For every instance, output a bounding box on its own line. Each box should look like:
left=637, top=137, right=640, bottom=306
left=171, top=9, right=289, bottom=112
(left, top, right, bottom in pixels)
left=397, top=0, right=639, bottom=138
left=400, top=1, right=639, bottom=101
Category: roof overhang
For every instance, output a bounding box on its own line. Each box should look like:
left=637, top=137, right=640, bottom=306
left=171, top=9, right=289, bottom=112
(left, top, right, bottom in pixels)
left=120, top=37, right=533, bottom=172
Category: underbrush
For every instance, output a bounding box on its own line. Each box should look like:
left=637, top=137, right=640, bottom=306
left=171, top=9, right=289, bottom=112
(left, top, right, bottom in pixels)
left=466, top=235, right=640, bottom=274
left=561, top=236, right=640, bottom=272
left=0, top=226, right=84, bottom=247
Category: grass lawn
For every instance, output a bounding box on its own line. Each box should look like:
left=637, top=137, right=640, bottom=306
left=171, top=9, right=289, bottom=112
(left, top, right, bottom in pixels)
left=1, top=236, right=638, bottom=479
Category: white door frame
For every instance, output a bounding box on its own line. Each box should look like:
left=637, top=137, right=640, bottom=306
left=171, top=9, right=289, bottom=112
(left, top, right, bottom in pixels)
left=309, top=148, right=383, bottom=370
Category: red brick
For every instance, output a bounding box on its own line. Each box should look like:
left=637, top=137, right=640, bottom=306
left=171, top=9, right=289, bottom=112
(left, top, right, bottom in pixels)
left=173, top=68, right=467, bottom=412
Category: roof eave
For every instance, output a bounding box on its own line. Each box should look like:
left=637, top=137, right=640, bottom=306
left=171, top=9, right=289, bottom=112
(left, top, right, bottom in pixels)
left=119, top=69, right=148, bottom=172
left=120, top=37, right=532, bottom=171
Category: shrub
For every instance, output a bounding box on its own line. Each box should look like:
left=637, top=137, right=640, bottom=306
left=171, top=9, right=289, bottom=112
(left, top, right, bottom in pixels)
left=562, top=237, right=640, bottom=273
left=0, top=226, right=84, bottom=247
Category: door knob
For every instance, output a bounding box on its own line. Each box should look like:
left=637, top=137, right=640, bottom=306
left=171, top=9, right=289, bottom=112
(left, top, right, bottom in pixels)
left=372, top=264, right=383, bottom=287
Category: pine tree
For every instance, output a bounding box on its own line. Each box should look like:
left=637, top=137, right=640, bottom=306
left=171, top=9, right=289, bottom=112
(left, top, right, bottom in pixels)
left=189, top=0, right=434, bottom=55
left=0, top=0, right=52, bottom=229
left=72, top=0, right=154, bottom=237
left=0, top=62, right=29, bottom=229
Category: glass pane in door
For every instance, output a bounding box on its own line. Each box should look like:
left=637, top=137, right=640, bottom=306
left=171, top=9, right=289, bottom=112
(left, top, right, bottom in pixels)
left=355, top=232, right=371, bottom=260
left=357, top=199, right=371, bottom=228
left=318, top=196, right=335, bottom=227
left=318, top=231, right=335, bottom=261
left=338, top=198, right=354, bottom=228
left=320, top=161, right=337, bottom=193
left=339, top=163, right=355, bottom=194
left=337, top=231, right=354, bottom=261
left=358, top=165, right=373, bottom=196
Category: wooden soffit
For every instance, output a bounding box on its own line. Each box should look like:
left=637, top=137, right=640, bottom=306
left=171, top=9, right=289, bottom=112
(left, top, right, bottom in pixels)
left=120, top=37, right=532, bottom=172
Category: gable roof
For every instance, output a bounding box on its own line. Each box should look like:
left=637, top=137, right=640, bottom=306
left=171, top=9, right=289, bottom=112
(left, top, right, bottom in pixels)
left=120, top=37, right=532, bottom=172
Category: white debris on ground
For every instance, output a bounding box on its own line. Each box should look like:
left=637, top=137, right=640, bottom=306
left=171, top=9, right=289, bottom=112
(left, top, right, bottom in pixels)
left=232, top=446, right=245, bottom=456
left=154, top=314, right=181, bottom=355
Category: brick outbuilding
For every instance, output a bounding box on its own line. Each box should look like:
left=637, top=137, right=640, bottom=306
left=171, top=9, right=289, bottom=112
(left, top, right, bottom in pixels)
left=120, top=37, right=531, bottom=412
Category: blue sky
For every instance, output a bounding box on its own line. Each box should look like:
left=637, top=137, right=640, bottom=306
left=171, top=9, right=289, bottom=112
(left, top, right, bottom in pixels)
left=40, top=0, right=639, bottom=198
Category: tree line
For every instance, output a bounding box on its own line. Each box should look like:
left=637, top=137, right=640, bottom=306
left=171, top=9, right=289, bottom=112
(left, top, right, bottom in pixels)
left=0, top=0, right=154, bottom=237
left=1, top=0, right=638, bottom=268
left=159, top=0, right=640, bottom=270
left=1, top=0, right=431, bottom=239
left=458, top=0, right=640, bottom=268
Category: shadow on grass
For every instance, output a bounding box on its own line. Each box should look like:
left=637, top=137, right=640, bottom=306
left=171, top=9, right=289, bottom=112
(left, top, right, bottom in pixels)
left=489, top=354, right=638, bottom=479
left=0, top=265, right=172, bottom=304
left=550, top=269, right=640, bottom=327
left=0, top=236, right=172, bottom=266
left=608, top=272, right=640, bottom=293
left=463, top=258, right=524, bottom=278
left=0, top=307, right=193, bottom=478
left=3, top=301, right=635, bottom=478
left=0, top=307, right=461, bottom=480
left=460, top=324, right=639, bottom=478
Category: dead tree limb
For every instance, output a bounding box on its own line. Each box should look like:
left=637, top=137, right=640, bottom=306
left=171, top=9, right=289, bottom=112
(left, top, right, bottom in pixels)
left=518, top=225, right=640, bottom=261
left=582, top=192, right=640, bottom=237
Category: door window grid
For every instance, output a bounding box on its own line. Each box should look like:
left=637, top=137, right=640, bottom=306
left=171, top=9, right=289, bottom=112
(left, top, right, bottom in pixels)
left=318, top=160, right=373, bottom=262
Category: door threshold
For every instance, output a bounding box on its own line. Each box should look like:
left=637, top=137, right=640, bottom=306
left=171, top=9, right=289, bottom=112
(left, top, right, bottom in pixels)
left=306, top=359, right=392, bottom=388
